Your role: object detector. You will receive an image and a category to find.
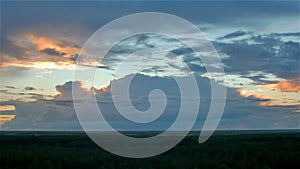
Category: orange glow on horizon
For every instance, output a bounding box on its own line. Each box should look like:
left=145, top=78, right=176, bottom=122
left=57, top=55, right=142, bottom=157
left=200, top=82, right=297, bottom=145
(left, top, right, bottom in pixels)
left=1, top=61, right=76, bottom=70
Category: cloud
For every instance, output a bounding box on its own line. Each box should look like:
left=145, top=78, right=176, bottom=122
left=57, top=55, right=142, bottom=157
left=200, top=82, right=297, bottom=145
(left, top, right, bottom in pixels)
left=215, top=31, right=299, bottom=79
left=54, top=81, right=92, bottom=101
left=237, top=81, right=300, bottom=107
left=4, top=86, right=17, bottom=89
left=271, top=79, right=300, bottom=93
left=169, top=47, right=194, bottom=56
left=2, top=2, right=298, bottom=77
left=0, top=86, right=52, bottom=102
left=1, top=1, right=299, bottom=130
left=141, top=66, right=165, bottom=74
left=0, top=105, right=16, bottom=111
left=0, top=100, right=80, bottom=130
left=0, top=115, right=16, bottom=126
left=0, top=33, right=108, bottom=70
left=0, top=35, right=26, bottom=59
left=24, top=86, right=36, bottom=91
left=218, top=31, right=247, bottom=39
left=26, top=34, right=80, bottom=54
left=1, top=33, right=88, bottom=70
left=271, top=32, right=300, bottom=37
left=1, top=74, right=299, bottom=130
left=40, top=48, right=66, bottom=56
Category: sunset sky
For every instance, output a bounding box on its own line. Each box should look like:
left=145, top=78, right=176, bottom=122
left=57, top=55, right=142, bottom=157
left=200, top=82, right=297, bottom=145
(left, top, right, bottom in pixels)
left=0, top=1, right=299, bottom=130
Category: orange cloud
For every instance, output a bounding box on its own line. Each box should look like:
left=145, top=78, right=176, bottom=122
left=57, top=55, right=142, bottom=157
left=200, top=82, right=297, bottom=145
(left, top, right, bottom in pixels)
left=269, top=79, right=300, bottom=93
left=0, top=115, right=16, bottom=125
left=1, top=34, right=79, bottom=69
left=238, top=82, right=300, bottom=107
left=1, top=34, right=107, bottom=70
left=0, top=105, right=16, bottom=111
left=26, top=34, right=81, bottom=55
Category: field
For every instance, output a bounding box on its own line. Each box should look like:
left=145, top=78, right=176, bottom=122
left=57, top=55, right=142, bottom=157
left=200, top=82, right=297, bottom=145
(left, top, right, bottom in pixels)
left=1, top=131, right=300, bottom=169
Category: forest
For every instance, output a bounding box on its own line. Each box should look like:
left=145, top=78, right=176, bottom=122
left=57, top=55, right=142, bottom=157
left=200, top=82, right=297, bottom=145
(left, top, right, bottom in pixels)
left=1, top=131, right=300, bottom=169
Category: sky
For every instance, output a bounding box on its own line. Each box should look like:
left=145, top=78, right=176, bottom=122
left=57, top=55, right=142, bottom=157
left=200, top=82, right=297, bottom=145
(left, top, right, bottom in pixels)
left=0, top=0, right=299, bottom=130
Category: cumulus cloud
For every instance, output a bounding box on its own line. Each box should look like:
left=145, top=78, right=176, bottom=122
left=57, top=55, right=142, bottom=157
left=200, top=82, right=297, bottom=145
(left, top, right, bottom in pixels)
left=2, top=74, right=299, bottom=130
left=54, top=81, right=92, bottom=101
left=1, top=73, right=299, bottom=130
left=0, top=99, right=80, bottom=130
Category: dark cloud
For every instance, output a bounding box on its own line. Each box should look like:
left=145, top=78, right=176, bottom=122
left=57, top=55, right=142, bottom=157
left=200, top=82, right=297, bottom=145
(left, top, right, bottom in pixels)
left=185, top=63, right=206, bottom=73
left=106, top=34, right=155, bottom=56
left=168, top=47, right=211, bottom=74
left=40, top=48, right=66, bottom=56
left=170, top=47, right=193, bottom=56
left=214, top=32, right=300, bottom=79
left=4, top=85, right=17, bottom=89
left=271, top=32, right=300, bottom=37
left=24, top=86, right=36, bottom=90
left=76, top=63, right=110, bottom=69
left=135, top=34, right=155, bottom=48
left=2, top=1, right=298, bottom=33
left=239, top=74, right=278, bottom=84
left=69, top=54, right=79, bottom=62
left=141, top=66, right=165, bottom=74
left=101, top=34, right=177, bottom=69
left=0, top=35, right=26, bottom=59
left=1, top=89, right=51, bottom=98
left=218, top=31, right=247, bottom=39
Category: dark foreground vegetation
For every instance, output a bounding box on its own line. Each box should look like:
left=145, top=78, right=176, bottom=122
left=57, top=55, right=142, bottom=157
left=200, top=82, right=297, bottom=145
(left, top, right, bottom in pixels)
left=1, top=131, right=299, bottom=169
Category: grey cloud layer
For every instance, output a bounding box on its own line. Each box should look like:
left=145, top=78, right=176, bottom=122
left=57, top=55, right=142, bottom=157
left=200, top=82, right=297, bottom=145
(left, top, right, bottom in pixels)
left=2, top=74, right=299, bottom=130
